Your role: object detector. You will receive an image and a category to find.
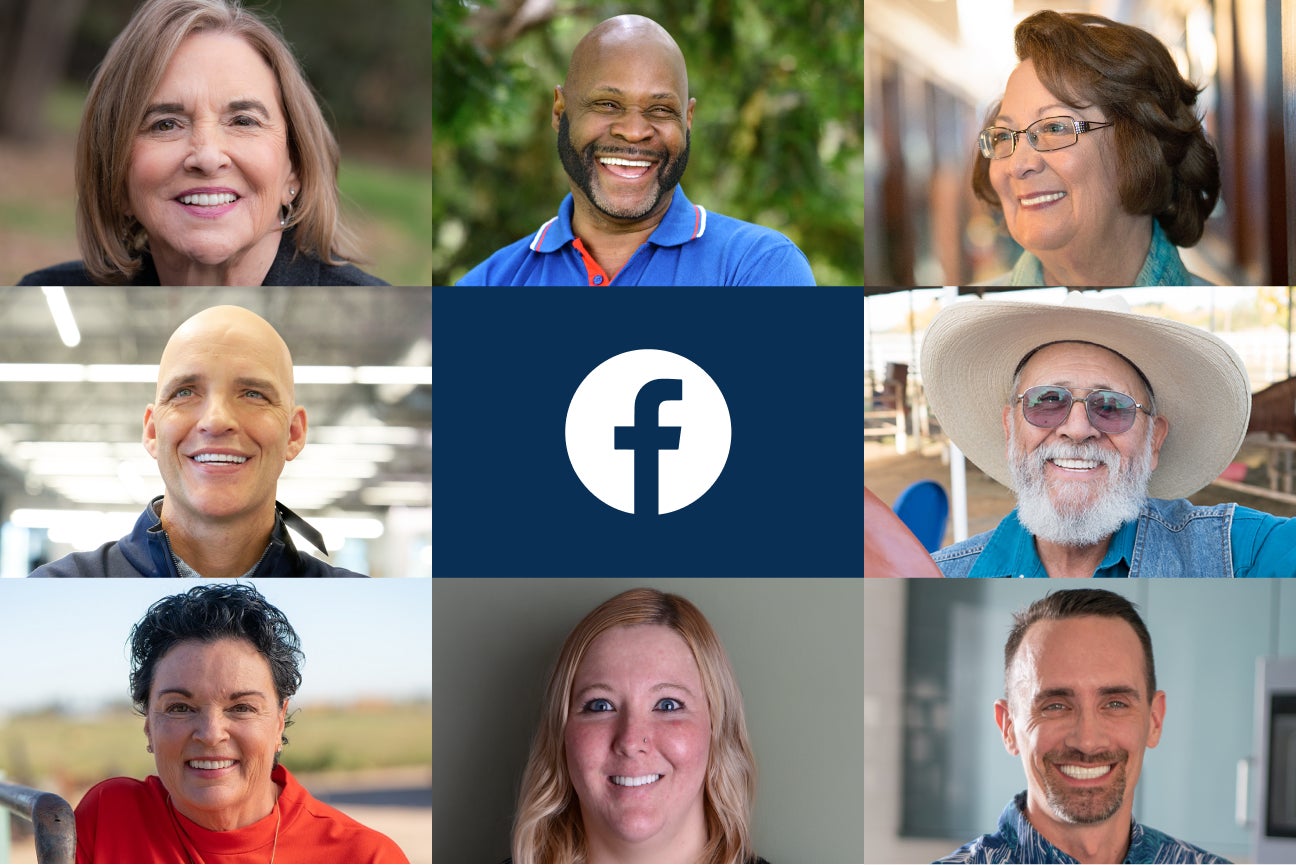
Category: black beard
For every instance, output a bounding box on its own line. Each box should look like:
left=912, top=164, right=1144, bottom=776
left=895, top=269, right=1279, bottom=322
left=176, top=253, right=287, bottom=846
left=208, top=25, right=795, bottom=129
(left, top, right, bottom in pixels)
left=557, top=113, right=689, bottom=221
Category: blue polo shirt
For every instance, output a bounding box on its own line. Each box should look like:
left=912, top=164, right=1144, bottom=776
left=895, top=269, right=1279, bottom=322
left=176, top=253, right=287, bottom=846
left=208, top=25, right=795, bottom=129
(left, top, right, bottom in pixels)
left=456, top=187, right=816, bottom=286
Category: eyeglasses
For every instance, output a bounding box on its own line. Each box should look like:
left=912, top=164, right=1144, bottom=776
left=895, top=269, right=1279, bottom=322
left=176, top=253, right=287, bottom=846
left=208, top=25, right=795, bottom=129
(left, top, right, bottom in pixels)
left=978, top=116, right=1113, bottom=159
left=1015, top=385, right=1152, bottom=435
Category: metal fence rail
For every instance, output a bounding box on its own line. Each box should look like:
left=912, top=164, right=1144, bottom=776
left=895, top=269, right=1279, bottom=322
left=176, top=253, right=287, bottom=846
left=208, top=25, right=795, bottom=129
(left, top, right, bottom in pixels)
left=0, top=781, right=75, bottom=864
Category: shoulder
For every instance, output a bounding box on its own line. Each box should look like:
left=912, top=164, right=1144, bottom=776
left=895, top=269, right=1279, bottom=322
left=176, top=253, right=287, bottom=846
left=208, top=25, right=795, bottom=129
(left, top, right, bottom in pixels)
left=77, top=775, right=160, bottom=820
left=284, top=771, right=409, bottom=862
left=18, top=261, right=97, bottom=285
left=316, top=261, right=389, bottom=286
left=933, top=834, right=1004, bottom=863
left=294, top=553, right=369, bottom=577
left=28, top=540, right=140, bottom=577
left=1133, top=821, right=1230, bottom=863
left=690, top=209, right=815, bottom=285
left=456, top=234, right=541, bottom=285
left=931, top=528, right=997, bottom=577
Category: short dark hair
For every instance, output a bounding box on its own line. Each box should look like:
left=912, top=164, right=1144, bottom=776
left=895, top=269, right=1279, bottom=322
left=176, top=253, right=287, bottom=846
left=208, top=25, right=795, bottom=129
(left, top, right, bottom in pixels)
left=129, top=584, right=304, bottom=741
left=1004, top=589, right=1156, bottom=699
left=972, top=10, right=1219, bottom=247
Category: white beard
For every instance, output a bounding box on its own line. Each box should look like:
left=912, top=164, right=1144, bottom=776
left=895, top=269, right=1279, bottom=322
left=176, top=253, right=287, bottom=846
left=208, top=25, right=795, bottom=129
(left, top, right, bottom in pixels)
left=1008, top=422, right=1155, bottom=547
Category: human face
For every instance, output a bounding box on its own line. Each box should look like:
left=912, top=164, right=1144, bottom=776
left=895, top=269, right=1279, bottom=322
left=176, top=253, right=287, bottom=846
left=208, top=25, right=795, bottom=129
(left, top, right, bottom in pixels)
left=1003, top=342, right=1167, bottom=525
left=128, top=32, right=299, bottom=283
left=144, top=638, right=287, bottom=831
left=144, top=307, right=306, bottom=536
left=989, top=60, right=1133, bottom=264
left=996, top=616, right=1165, bottom=833
left=565, top=625, right=711, bottom=861
left=552, top=32, right=694, bottom=225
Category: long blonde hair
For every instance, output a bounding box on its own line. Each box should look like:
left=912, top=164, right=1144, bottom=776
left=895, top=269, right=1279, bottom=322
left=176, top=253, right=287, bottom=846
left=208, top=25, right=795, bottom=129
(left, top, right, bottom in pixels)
left=512, top=588, right=757, bottom=863
left=76, top=0, right=363, bottom=283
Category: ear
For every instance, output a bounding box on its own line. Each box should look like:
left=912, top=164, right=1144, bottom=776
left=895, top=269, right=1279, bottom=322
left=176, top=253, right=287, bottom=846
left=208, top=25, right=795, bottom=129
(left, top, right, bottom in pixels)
left=995, top=698, right=1020, bottom=755
left=1147, top=415, right=1170, bottom=471
left=552, top=85, right=566, bottom=132
left=685, top=97, right=696, bottom=130
left=143, top=716, right=153, bottom=750
left=143, top=404, right=158, bottom=459
left=1146, top=689, right=1167, bottom=749
left=1002, top=404, right=1012, bottom=444
left=285, top=168, right=300, bottom=205
left=284, top=406, right=307, bottom=462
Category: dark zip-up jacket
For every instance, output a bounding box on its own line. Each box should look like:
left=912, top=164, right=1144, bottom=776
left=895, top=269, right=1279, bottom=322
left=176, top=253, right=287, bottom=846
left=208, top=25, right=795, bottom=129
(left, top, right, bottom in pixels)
left=28, top=496, right=367, bottom=577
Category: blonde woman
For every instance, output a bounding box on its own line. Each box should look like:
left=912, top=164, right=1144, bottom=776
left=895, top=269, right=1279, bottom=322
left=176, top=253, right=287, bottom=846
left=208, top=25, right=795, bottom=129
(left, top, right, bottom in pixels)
left=512, top=587, right=761, bottom=863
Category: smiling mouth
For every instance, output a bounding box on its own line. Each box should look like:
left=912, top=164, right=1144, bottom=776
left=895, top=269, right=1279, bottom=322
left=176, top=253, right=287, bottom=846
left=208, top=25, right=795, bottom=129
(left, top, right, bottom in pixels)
left=191, top=454, right=248, bottom=465
left=1020, top=191, right=1066, bottom=207
left=178, top=192, right=239, bottom=206
left=1049, top=458, right=1101, bottom=471
left=1057, top=763, right=1114, bottom=780
left=610, top=774, right=662, bottom=787
left=598, top=156, right=657, bottom=180
left=187, top=759, right=237, bottom=770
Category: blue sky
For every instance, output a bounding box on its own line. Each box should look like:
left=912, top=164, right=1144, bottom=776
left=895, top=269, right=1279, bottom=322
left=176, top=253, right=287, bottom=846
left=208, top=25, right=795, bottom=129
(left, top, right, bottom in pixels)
left=0, top=579, right=431, bottom=716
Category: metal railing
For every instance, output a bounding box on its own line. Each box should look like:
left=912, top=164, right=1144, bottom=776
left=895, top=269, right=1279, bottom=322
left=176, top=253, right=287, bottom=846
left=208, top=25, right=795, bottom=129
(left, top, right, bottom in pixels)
left=0, top=780, right=75, bottom=864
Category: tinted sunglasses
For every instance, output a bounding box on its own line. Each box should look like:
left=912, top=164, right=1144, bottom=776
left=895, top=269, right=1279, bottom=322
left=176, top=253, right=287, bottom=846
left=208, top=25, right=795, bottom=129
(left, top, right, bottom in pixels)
left=1015, top=385, right=1152, bottom=435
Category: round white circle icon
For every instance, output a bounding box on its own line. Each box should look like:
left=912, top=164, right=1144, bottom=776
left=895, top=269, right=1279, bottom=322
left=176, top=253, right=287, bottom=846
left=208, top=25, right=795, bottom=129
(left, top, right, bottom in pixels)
left=565, top=349, right=731, bottom=515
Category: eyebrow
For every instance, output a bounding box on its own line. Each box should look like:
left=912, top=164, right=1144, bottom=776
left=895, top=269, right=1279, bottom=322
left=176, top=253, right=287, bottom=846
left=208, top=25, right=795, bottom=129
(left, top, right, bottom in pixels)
left=160, top=374, right=281, bottom=397
left=573, top=681, right=698, bottom=699
left=995, top=103, right=1083, bottom=125
left=588, top=86, right=680, bottom=103
left=1035, top=685, right=1142, bottom=701
left=143, top=98, right=272, bottom=119
left=156, top=688, right=270, bottom=701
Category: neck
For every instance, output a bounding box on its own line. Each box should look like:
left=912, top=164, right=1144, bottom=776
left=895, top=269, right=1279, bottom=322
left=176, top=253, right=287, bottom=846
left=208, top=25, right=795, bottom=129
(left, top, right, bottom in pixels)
left=1034, top=535, right=1111, bottom=578
left=1039, top=218, right=1152, bottom=287
left=172, top=776, right=279, bottom=832
left=160, top=500, right=277, bottom=577
left=569, top=187, right=674, bottom=277
left=1024, top=796, right=1132, bottom=864
left=584, top=799, right=707, bottom=864
left=151, top=231, right=282, bottom=286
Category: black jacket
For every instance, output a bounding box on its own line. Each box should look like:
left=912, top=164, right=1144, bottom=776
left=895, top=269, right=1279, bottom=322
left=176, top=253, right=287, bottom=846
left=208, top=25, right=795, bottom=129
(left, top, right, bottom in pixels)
left=27, top=496, right=367, bottom=577
left=18, top=228, right=387, bottom=286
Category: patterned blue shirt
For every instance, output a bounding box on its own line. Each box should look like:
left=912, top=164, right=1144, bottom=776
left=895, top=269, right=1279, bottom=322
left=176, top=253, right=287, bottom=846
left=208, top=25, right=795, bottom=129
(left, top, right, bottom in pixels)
left=455, top=187, right=815, bottom=286
left=1005, top=220, right=1209, bottom=286
left=937, top=792, right=1229, bottom=863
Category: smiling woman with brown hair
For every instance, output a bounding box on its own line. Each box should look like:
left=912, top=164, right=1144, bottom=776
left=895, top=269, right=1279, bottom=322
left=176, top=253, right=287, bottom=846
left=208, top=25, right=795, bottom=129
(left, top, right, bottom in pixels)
left=73, top=583, right=407, bottom=863
left=18, top=0, right=385, bottom=286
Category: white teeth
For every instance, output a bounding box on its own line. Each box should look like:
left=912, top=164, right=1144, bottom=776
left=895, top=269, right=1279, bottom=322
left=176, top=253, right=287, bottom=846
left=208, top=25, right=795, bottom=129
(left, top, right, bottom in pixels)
left=179, top=192, right=237, bottom=206
left=1058, top=764, right=1112, bottom=780
left=599, top=157, right=652, bottom=167
left=1052, top=458, right=1099, bottom=470
left=1020, top=191, right=1066, bottom=206
left=611, top=774, right=662, bottom=787
left=188, top=759, right=236, bottom=770
left=192, top=453, right=248, bottom=464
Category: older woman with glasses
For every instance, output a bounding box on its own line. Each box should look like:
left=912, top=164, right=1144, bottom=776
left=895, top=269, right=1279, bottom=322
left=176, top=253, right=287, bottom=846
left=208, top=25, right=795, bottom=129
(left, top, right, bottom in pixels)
left=972, top=11, right=1219, bottom=286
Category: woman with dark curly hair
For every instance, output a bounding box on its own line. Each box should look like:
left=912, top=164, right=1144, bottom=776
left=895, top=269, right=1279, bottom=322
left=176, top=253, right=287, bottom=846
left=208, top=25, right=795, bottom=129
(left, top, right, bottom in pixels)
left=73, top=584, right=407, bottom=863
left=972, top=11, right=1220, bottom=286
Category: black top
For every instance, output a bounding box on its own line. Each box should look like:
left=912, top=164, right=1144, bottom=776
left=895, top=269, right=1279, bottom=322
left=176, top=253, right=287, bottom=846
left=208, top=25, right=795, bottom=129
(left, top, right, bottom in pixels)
left=18, top=228, right=387, bottom=286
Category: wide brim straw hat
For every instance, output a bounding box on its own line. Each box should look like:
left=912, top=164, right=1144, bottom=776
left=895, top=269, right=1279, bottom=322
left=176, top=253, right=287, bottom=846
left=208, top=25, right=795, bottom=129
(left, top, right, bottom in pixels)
left=920, top=290, right=1252, bottom=500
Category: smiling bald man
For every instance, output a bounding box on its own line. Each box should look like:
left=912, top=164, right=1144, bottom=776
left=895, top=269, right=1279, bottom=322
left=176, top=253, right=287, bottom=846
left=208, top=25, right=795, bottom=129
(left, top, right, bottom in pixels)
left=458, top=15, right=816, bottom=286
left=30, top=306, right=366, bottom=578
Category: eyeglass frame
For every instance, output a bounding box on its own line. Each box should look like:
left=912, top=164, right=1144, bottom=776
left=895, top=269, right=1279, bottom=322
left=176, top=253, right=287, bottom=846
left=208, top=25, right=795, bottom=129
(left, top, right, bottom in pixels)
left=1014, top=384, right=1154, bottom=435
left=978, top=116, right=1114, bottom=160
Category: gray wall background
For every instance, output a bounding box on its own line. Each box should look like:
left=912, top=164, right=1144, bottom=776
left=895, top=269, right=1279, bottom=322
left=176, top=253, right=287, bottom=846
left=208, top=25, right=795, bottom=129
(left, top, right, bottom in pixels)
left=432, top=578, right=864, bottom=863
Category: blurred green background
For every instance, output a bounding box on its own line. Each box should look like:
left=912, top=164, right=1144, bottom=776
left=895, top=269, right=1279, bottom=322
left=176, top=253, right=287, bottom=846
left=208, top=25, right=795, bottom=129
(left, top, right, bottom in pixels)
left=0, top=0, right=431, bottom=285
left=433, top=0, right=864, bottom=285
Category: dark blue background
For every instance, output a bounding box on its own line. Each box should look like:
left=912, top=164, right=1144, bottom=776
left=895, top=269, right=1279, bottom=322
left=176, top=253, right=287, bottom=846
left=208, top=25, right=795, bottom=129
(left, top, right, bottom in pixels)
left=432, top=288, right=863, bottom=576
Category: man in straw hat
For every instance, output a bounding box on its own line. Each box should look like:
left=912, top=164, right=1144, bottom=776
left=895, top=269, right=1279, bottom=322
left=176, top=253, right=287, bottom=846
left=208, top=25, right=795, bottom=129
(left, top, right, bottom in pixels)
left=921, top=290, right=1296, bottom=577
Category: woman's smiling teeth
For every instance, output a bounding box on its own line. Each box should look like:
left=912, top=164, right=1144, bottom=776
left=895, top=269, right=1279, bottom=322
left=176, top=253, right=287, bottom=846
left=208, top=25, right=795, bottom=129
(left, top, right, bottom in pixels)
left=611, top=774, right=663, bottom=787
left=1020, top=191, right=1066, bottom=206
left=179, top=192, right=238, bottom=206
left=192, top=453, right=248, bottom=464
left=187, top=759, right=236, bottom=770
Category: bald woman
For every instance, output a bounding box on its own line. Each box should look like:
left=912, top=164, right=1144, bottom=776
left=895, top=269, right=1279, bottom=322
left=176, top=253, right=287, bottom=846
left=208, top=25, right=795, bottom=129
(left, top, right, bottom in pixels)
left=30, top=306, right=366, bottom=578
left=458, top=15, right=815, bottom=286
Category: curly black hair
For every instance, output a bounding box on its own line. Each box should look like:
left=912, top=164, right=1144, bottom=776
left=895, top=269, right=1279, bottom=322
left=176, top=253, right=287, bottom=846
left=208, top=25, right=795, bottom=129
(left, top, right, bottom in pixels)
left=129, top=584, right=305, bottom=743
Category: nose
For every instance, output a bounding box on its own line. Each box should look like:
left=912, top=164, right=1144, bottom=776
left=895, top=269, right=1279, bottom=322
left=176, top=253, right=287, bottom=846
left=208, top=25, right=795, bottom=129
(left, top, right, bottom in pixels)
left=1007, top=133, right=1044, bottom=178
left=612, top=709, right=651, bottom=757
left=193, top=708, right=230, bottom=745
left=1052, top=396, right=1099, bottom=442
left=183, top=122, right=231, bottom=174
left=610, top=108, right=653, bottom=144
left=197, top=393, right=237, bottom=435
left=1063, top=704, right=1110, bottom=756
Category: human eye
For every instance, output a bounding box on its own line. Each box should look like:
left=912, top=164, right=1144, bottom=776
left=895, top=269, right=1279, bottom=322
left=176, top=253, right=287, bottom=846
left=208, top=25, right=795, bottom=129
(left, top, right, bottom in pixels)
left=231, top=114, right=261, bottom=128
left=1029, top=387, right=1067, bottom=406
left=1038, top=118, right=1073, bottom=135
left=582, top=698, right=614, bottom=713
left=243, top=389, right=266, bottom=400
left=147, top=117, right=182, bottom=134
left=649, top=105, right=677, bottom=117
left=165, top=702, right=194, bottom=714
left=170, top=386, right=195, bottom=399
left=655, top=697, right=684, bottom=712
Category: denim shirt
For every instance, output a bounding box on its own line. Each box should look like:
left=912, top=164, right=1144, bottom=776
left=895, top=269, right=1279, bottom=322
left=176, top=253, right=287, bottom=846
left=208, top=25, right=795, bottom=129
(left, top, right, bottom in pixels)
left=1004, top=220, right=1208, bottom=286
left=934, top=498, right=1296, bottom=578
left=936, top=791, right=1229, bottom=863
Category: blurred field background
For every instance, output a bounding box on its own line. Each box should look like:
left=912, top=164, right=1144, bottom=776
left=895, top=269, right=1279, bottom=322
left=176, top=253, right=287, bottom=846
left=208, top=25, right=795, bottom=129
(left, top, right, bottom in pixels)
left=0, top=0, right=432, bottom=286
left=433, top=0, right=864, bottom=285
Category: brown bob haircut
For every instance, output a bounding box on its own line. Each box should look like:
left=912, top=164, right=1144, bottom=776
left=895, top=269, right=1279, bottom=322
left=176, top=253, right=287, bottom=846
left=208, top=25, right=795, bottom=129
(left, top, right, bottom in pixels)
left=76, top=0, right=363, bottom=283
left=511, top=588, right=757, bottom=863
left=972, top=10, right=1220, bottom=247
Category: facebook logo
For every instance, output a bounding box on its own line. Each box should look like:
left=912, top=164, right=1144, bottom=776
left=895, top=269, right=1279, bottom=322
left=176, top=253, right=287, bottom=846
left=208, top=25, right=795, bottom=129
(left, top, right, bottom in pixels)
left=566, top=350, right=731, bottom=515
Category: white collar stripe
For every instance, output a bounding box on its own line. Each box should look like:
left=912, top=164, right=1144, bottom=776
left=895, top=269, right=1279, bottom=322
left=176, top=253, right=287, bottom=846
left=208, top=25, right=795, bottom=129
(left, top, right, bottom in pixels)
left=529, top=216, right=559, bottom=251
